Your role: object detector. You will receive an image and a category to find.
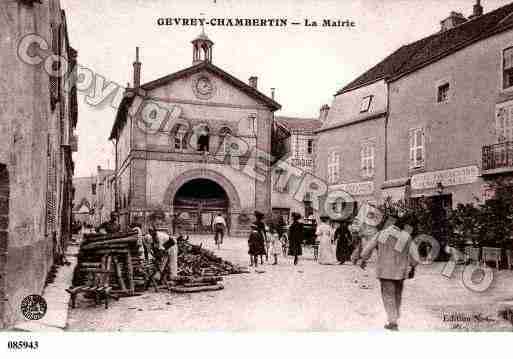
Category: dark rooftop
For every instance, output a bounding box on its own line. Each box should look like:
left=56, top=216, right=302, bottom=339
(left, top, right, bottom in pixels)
left=337, top=2, right=513, bottom=95
left=275, top=116, right=323, bottom=132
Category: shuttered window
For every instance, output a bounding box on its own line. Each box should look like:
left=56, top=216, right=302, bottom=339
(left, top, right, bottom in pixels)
left=49, top=23, right=61, bottom=111
left=45, top=138, right=57, bottom=235
left=360, top=141, right=375, bottom=178
left=503, top=47, right=513, bottom=89
left=409, top=128, right=425, bottom=169
left=496, top=105, right=513, bottom=142
left=327, top=151, right=340, bottom=184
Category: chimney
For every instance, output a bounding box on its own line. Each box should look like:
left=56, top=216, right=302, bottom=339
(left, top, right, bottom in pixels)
left=270, top=88, right=275, bottom=100
left=319, top=104, right=330, bottom=121
left=133, top=47, right=141, bottom=88
left=470, top=0, right=483, bottom=19
left=440, top=11, right=467, bottom=31
left=249, top=76, right=258, bottom=89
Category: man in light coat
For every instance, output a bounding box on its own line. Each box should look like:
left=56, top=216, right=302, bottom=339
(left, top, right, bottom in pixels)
left=359, top=219, right=418, bottom=331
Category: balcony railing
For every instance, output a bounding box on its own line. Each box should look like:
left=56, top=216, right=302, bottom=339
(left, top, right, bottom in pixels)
left=482, top=141, right=513, bottom=171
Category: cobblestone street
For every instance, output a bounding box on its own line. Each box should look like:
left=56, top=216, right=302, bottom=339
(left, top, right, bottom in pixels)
left=67, top=235, right=513, bottom=331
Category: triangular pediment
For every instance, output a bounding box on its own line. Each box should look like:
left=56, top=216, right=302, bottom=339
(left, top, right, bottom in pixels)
left=140, top=62, right=280, bottom=111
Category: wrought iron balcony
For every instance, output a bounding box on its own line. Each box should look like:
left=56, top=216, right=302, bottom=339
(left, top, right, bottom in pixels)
left=482, top=141, right=513, bottom=173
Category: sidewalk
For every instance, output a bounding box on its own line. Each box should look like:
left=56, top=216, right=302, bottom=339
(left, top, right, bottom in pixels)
left=12, top=241, right=79, bottom=332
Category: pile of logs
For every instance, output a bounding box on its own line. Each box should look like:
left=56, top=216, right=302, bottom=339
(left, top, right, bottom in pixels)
left=168, top=275, right=224, bottom=293
left=177, top=239, right=247, bottom=277
left=70, top=233, right=248, bottom=300
left=72, top=231, right=146, bottom=296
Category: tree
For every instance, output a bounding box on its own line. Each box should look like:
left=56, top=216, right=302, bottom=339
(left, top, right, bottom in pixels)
left=477, top=181, right=513, bottom=249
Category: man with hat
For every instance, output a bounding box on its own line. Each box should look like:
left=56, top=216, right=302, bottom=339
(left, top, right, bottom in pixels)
left=288, top=212, right=304, bottom=265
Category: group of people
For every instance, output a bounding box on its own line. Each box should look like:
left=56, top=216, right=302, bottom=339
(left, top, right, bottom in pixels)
left=247, top=211, right=360, bottom=267
left=246, top=210, right=419, bottom=331
left=248, top=211, right=285, bottom=266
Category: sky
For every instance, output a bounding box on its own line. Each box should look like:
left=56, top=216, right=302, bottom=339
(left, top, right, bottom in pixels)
left=61, top=0, right=512, bottom=177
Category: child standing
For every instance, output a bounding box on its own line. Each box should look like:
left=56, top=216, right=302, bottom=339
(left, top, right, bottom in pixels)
left=269, top=227, right=282, bottom=265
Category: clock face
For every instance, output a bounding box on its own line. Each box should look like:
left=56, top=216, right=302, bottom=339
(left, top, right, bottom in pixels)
left=193, top=76, right=215, bottom=99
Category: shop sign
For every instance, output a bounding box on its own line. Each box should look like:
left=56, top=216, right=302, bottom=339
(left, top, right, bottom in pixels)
left=411, top=166, right=479, bottom=190
left=381, top=187, right=406, bottom=202
left=291, top=157, right=314, bottom=169
left=330, top=181, right=374, bottom=196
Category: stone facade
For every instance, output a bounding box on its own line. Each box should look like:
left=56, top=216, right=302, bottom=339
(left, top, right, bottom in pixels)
left=0, top=0, right=77, bottom=328
left=387, top=29, right=513, bottom=205
left=110, top=35, right=280, bottom=235
left=316, top=80, right=387, bottom=207
left=271, top=116, right=322, bottom=220
left=316, top=3, right=513, bottom=211
left=72, top=176, right=95, bottom=225
left=92, top=167, right=115, bottom=226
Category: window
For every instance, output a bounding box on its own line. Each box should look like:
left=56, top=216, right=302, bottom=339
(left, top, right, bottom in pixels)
left=496, top=105, right=513, bottom=142
left=360, top=142, right=375, bottom=178
left=307, top=139, right=314, bottom=154
left=409, top=128, right=425, bottom=169
left=437, top=83, right=450, bottom=103
left=218, top=127, right=232, bottom=154
left=327, top=151, right=340, bottom=184
left=294, top=136, right=307, bottom=157
left=173, top=125, right=187, bottom=150
left=273, top=169, right=288, bottom=192
left=360, top=95, right=373, bottom=113
left=197, top=126, right=210, bottom=152
left=91, top=183, right=97, bottom=196
left=503, top=47, right=513, bottom=90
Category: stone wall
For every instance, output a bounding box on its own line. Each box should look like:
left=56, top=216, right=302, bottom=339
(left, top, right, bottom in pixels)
left=0, top=0, right=75, bottom=328
left=388, top=29, right=513, bottom=205
left=0, top=165, right=9, bottom=329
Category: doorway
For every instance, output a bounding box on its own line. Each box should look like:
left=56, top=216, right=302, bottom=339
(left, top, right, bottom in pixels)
left=173, top=178, right=229, bottom=234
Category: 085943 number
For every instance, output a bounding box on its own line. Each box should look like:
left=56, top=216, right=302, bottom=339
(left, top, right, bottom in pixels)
left=7, top=341, right=39, bottom=350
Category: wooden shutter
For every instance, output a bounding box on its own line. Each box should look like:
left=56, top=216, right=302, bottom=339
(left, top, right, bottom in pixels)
left=45, top=148, right=57, bottom=235
left=409, top=129, right=417, bottom=168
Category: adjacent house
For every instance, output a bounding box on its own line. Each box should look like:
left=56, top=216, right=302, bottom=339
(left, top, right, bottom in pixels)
left=317, top=0, right=513, bottom=209
left=272, top=115, right=322, bottom=220
left=0, top=0, right=77, bottom=328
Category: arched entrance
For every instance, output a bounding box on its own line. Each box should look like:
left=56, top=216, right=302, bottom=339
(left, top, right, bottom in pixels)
left=173, top=178, right=229, bottom=233
left=163, top=169, right=243, bottom=235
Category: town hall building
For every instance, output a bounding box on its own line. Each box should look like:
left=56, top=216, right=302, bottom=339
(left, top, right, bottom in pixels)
left=110, top=32, right=281, bottom=235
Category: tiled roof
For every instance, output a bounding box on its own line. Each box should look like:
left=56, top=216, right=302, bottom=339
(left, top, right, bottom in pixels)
left=275, top=116, right=323, bottom=132
left=73, top=198, right=91, bottom=212
left=337, top=2, right=513, bottom=95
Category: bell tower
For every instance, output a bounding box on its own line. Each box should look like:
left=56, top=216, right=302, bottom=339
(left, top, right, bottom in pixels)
left=192, top=30, right=213, bottom=65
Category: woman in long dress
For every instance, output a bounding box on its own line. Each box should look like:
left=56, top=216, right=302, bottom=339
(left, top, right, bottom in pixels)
left=317, top=216, right=338, bottom=265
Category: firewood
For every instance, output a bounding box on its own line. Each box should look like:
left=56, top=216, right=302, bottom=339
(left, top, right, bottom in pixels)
left=168, top=284, right=224, bottom=293
left=127, top=251, right=135, bottom=295
left=112, top=257, right=128, bottom=293
left=81, top=237, right=139, bottom=251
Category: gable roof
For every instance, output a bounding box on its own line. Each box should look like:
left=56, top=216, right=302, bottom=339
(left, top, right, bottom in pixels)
left=109, top=61, right=281, bottom=140
left=142, top=61, right=280, bottom=109
left=275, top=116, right=323, bottom=132
left=73, top=197, right=91, bottom=213
left=336, top=2, right=513, bottom=95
